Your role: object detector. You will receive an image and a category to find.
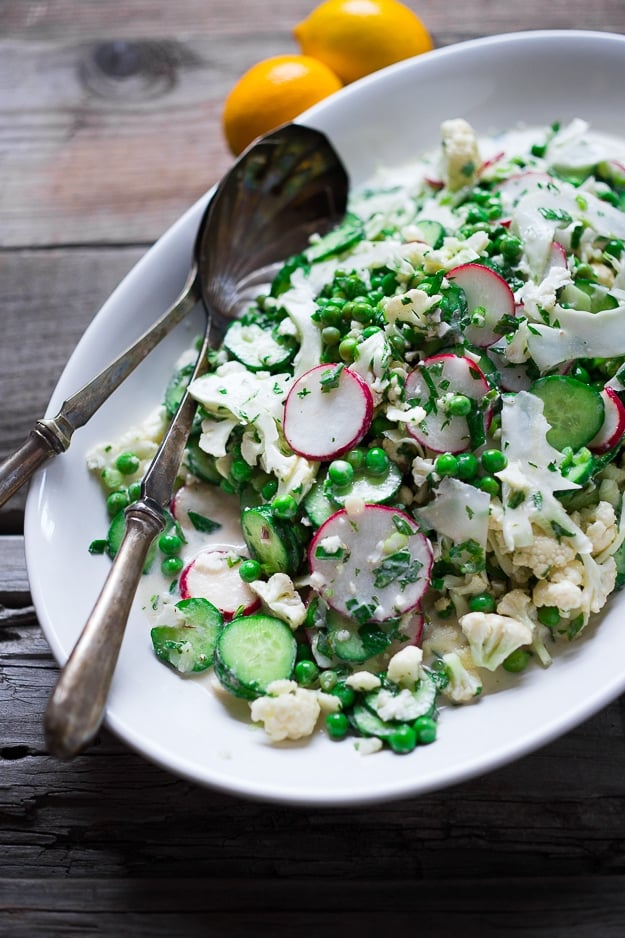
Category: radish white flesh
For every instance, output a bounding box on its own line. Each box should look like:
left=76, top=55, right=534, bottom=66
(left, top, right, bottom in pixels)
left=447, top=263, right=516, bottom=347
left=548, top=240, right=568, bottom=271
left=309, top=505, right=432, bottom=623
left=283, top=363, right=373, bottom=460
left=588, top=387, right=625, bottom=453
left=404, top=353, right=492, bottom=453
left=171, top=484, right=223, bottom=535
left=180, top=548, right=260, bottom=620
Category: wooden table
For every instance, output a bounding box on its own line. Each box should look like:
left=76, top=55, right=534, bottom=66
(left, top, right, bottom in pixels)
left=2, top=2, right=625, bottom=933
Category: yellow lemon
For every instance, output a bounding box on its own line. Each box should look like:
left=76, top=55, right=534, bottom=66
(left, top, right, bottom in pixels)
left=294, top=0, right=433, bottom=85
left=222, top=54, right=343, bottom=156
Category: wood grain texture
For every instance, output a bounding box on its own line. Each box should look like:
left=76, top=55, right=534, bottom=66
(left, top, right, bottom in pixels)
left=3, top=2, right=625, bottom=930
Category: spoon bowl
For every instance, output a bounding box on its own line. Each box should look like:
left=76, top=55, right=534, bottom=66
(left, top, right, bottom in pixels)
left=42, top=123, right=349, bottom=759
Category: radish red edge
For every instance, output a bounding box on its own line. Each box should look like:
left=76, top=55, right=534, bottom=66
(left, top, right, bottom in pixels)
left=180, top=548, right=260, bottom=620
left=589, top=387, right=625, bottom=453
left=308, top=505, right=433, bottom=623
left=447, top=262, right=516, bottom=348
left=404, top=353, right=493, bottom=454
left=283, top=363, right=374, bottom=461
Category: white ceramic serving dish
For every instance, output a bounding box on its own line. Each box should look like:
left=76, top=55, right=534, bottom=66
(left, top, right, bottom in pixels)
left=25, top=30, right=625, bottom=805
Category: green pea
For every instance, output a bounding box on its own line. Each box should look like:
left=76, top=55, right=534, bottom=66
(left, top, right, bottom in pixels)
left=434, top=453, right=458, bottom=477
left=158, top=533, right=182, bottom=557
left=239, top=558, right=261, bottom=583
left=328, top=459, right=355, bottom=488
left=499, top=234, right=523, bottom=260
left=345, top=448, right=365, bottom=471
left=413, top=715, right=437, bottom=745
left=325, top=712, right=349, bottom=740
left=445, top=393, right=472, bottom=417
left=388, top=724, right=417, bottom=754
left=477, top=475, right=500, bottom=496
left=127, top=481, right=142, bottom=502
left=261, top=479, right=279, bottom=501
left=570, top=363, right=591, bottom=383
left=339, top=337, right=358, bottom=362
left=361, top=325, right=382, bottom=339
left=231, top=458, right=253, bottom=483
left=537, top=606, right=561, bottom=628
left=322, top=326, right=342, bottom=347
left=106, top=490, right=129, bottom=518
left=294, top=659, right=320, bottom=687
left=271, top=494, right=298, bottom=519
left=331, top=681, right=356, bottom=709
left=480, top=448, right=508, bottom=474
left=318, top=303, right=344, bottom=327
left=456, top=452, right=479, bottom=480
left=502, top=648, right=531, bottom=673
left=351, top=301, right=375, bottom=324
left=319, top=669, right=338, bottom=692
left=116, top=451, right=140, bottom=476
left=468, top=592, right=496, bottom=614
left=161, top=556, right=184, bottom=577
left=365, top=447, right=389, bottom=476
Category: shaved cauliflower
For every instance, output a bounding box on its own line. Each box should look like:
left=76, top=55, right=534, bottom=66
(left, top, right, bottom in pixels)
left=460, top=612, right=533, bottom=671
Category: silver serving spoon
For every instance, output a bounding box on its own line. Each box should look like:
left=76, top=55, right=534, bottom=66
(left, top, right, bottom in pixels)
left=43, top=123, right=348, bottom=759
left=0, top=122, right=348, bottom=509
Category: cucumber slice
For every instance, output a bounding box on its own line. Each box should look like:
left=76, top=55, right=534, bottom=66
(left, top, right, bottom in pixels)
left=224, top=321, right=297, bottom=373
left=150, top=598, right=223, bottom=673
left=529, top=375, right=605, bottom=451
left=241, top=504, right=303, bottom=575
left=350, top=703, right=397, bottom=739
left=325, top=460, right=403, bottom=508
left=303, top=479, right=337, bottom=527
left=185, top=437, right=222, bottom=485
left=560, top=280, right=619, bottom=313
left=306, top=211, right=364, bottom=262
left=414, top=219, right=445, bottom=249
left=364, top=671, right=437, bottom=722
left=214, top=613, right=297, bottom=699
left=106, top=510, right=156, bottom=573
left=326, top=609, right=392, bottom=663
left=164, top=361, right=195, bottom=417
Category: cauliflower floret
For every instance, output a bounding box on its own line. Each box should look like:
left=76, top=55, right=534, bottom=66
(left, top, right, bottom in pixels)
left=345, top=671, right=382, bottom=692
left=440, top=651, right=482, bottom=703
left=496, top=588, right=552, bottom=667
left=574, top=501, right=618, bottom=555
left=387, top=645, right=423, bottom=688
left=532, top=578, right=583, bottom=613
left=440, top=118, right=481, bottom=191
left=460, top=612, right=532, bottom=671
left=512, top=533, right=577, bottom=578
left=249, top=573, right=307, bottom=630
left=249, top=680, right=321, bottom=742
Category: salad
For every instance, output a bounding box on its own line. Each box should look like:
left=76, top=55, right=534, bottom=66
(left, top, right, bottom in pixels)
left=88, top=117, right=625, bottom=757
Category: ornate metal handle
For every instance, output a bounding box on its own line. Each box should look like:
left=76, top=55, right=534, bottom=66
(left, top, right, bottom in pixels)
left=44, top=499, right=166, bottom=759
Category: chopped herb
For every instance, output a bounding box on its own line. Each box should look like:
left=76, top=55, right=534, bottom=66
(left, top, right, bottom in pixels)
left=187, top=511, right=222, bottom=534
left=320, top=363, right=344, bottom=393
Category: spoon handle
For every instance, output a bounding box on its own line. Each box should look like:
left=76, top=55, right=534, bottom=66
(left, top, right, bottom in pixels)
left=44, top=319, right=212, bottom=759
left=0, top=266, right=200, bottom=509
left=44, top=500, right=165, bottom=759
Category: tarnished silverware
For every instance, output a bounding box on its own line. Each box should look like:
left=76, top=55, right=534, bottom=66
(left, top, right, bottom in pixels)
left=43, top=122, right=348, bottom=758
left=0, top=121, right=348, bottom=510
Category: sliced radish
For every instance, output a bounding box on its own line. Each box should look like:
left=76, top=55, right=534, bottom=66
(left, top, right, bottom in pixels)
left=404, top=353, right=493, bottom=453
left=309, top=505, right=432, bottom=623
left=588, top=387, right=625, bottom=453
left=548, top=240, right=568, bottom=271
left=479, top=150, right=505, bottom=176
left=283, top=363, right=373, bottom=460
left=179, top=548, right=260, bottom=620
left=171, top=484, right=222, bottom=535
left=447, top=263, right=515, bottom=347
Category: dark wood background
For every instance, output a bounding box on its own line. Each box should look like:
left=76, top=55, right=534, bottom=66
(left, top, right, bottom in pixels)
left=2, top=2, right=625, bottom=933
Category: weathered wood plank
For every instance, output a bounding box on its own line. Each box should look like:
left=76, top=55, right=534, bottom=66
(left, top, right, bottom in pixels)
left=0, top=876, right=625, bottom=937
left=1, top=2, right=625, bottom=247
